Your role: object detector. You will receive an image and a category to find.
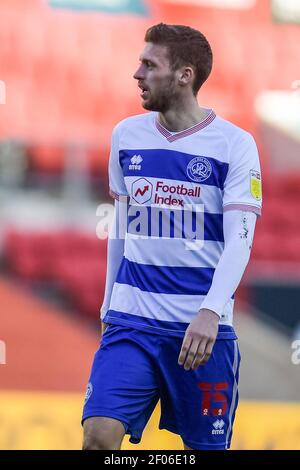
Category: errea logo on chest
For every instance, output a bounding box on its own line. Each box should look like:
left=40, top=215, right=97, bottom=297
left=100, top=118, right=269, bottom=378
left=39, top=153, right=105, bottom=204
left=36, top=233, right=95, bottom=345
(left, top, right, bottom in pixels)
left=129, top=155, right=143, bottom=171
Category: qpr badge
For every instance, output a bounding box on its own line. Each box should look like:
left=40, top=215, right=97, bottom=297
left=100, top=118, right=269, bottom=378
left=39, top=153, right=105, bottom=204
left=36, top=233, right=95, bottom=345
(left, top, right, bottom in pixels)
left=187, top=156, right=212, bottom=183
left=84, top=382, right=93, bottom=405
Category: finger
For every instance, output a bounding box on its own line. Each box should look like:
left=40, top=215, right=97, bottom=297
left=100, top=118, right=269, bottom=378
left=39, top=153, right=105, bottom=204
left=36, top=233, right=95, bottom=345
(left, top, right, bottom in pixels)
left=178, top=334, right=192, bottom=366
left=199, top=340, right=214, bottom=365
left=191, top=339, right=206, bottom=370
left=183, top=339, right=200, bottom=371
left=192, top=352, right=210, bottom=370
left=192, top=340, right=214, bottom=370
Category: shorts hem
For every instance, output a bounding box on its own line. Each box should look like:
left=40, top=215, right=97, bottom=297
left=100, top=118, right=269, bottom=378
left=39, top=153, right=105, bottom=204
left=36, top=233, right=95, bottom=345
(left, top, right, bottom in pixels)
left=82, top=410, right=142, bottom=444
left=159, top=424, right=229, bottom=450
left=183, top=440, right=229, bottom=450
left=82, top=410, right=129, bottom=433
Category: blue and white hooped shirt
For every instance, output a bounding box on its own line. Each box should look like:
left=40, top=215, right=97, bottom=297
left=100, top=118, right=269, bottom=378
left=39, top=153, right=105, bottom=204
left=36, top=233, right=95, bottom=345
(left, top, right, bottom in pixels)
left=103, top=110, right=262, bottom=338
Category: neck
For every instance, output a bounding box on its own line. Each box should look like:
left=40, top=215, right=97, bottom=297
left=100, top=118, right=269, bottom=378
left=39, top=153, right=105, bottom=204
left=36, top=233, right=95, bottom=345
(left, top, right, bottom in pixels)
left=158, top=94, right=208, bottom=132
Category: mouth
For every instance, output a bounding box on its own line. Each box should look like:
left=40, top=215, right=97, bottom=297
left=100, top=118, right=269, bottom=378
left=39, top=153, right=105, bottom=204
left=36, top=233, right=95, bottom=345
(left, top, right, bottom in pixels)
left=138, top=84, right=149, bottom=99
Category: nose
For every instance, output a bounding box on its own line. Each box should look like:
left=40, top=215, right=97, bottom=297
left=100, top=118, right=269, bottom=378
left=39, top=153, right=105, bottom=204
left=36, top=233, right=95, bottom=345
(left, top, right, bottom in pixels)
left=133, top=64, right=145, bottom=81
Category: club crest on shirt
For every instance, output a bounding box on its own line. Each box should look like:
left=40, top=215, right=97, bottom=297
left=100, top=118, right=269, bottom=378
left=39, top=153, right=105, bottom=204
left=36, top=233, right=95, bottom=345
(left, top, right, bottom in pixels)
left=187, top=156, right=212, bottom=183
left=250, top=169, right=262, bottom=201
left=84, top=382, right=93, bottom=405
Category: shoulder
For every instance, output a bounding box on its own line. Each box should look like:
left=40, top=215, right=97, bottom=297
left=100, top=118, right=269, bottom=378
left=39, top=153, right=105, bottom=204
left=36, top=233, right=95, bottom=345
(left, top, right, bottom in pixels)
left=212, top=115, right=256, bottom=149
left=113, top=112, right=154, bottom=136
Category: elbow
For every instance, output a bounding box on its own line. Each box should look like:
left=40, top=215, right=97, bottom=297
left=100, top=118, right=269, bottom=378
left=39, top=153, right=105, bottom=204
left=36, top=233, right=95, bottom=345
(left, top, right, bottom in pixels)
left=225, top=238, right=252, bottom=268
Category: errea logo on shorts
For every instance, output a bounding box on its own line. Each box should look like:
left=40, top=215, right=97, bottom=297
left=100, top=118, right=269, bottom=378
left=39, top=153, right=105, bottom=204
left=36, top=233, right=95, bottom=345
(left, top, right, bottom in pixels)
left=212, top=419, right=225, bottom=435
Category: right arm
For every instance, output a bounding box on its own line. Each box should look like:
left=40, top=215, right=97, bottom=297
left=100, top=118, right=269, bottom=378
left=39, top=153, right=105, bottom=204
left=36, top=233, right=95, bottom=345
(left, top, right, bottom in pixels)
left=101, top=123, right=128, bottom=334
left=100, top=199, right=125, bottom=333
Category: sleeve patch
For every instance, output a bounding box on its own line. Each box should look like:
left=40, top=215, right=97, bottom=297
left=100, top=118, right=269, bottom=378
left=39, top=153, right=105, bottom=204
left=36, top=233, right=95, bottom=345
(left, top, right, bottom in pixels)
left=250, top=170, right=262, bottom=201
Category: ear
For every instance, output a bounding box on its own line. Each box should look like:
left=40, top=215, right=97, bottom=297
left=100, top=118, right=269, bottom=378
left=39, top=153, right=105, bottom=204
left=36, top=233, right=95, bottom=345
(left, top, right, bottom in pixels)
left=178, top=66, right=194, bottom=87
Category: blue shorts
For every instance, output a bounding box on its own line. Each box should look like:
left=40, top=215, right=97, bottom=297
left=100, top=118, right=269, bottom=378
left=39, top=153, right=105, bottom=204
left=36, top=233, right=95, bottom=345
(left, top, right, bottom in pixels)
left=82, top=324, right=241, bottom=450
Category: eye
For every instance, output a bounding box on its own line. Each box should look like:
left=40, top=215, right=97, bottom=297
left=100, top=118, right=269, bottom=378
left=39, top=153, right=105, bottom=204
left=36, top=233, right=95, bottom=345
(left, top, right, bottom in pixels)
left=144, top=60, right=154, bottom=69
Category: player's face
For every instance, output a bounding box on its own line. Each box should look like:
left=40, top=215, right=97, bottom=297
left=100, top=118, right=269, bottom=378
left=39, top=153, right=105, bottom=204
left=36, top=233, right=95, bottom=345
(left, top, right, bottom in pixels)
left=133, top=43, right=179, bottom=112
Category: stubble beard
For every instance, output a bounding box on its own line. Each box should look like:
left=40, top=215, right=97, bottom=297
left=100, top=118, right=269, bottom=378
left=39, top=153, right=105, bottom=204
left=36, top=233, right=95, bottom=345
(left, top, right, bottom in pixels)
left=142, top=76, right=178, bottom=113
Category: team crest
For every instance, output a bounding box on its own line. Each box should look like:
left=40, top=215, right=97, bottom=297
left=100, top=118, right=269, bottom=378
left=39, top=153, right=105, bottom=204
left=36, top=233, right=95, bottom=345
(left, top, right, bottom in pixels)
left=250, top=170, right=262, bottom=201
left=84, top=382, right=93, bottom=404
left=187, top=156, right=212, bottom=183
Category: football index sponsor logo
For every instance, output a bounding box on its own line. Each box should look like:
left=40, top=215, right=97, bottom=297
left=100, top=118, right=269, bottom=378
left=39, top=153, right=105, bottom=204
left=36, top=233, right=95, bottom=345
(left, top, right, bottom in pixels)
left=131, top=178, right=201, bottom=207
left=132, top=178, right=153, bottom=204
left=212, top=419, right=225, bottom=435
left=187, top=156, right=212, bottom=183
left=129, top=154, right=143, bottom=171
left=127, top=177, right=204, bottom=249
left=154, top=181, right=201, bottom=207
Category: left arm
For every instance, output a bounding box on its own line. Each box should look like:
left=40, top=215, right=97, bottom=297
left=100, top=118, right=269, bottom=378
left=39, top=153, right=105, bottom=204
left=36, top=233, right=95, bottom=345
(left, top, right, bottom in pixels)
left=178, top=209, right=257, bottom=370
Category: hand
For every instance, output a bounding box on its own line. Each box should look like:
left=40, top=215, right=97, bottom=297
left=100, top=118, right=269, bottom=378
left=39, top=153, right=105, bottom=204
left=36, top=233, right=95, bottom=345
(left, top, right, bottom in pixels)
left=178, top=309, right=219, bottom=371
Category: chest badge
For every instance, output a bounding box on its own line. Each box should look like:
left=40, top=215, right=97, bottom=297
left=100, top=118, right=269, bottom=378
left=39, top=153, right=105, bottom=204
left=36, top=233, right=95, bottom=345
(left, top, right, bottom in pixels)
left=187, top=156, right=212, bottom=183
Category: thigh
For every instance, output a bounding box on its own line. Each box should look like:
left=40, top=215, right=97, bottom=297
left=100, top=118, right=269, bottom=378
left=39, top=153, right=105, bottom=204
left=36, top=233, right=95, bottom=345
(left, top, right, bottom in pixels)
left=82, top=325, right=160, bottom=445
left=158, top=337, right=241, bottom=450
left=83, top=416, right=126, bottom=450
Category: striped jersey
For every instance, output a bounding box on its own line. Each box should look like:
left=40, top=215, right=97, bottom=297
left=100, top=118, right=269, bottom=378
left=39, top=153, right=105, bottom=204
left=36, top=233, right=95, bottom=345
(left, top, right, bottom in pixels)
left=103, top=109, right=262, bottom=337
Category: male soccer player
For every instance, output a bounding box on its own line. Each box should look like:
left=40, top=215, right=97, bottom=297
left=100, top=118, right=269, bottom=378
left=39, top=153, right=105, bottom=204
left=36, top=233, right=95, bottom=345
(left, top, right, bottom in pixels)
left=82, top=23, right=262, bottom=450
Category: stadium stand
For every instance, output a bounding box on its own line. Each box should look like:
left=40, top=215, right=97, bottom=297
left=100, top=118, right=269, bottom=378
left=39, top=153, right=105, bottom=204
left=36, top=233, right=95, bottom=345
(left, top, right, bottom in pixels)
left=3, top=230, right=107, bottom=318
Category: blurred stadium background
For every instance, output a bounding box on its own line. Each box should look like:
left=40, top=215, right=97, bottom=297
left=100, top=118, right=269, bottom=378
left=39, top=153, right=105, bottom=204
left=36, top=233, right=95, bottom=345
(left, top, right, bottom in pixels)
left=0, top=0, right=300, bottom=450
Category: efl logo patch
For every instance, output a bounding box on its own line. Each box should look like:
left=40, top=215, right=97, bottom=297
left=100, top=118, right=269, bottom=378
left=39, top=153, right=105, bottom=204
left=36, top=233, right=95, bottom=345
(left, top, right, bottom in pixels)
left=187, top=157, right=212, bottom=183
left=250, top=170, right=262, bottom=201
